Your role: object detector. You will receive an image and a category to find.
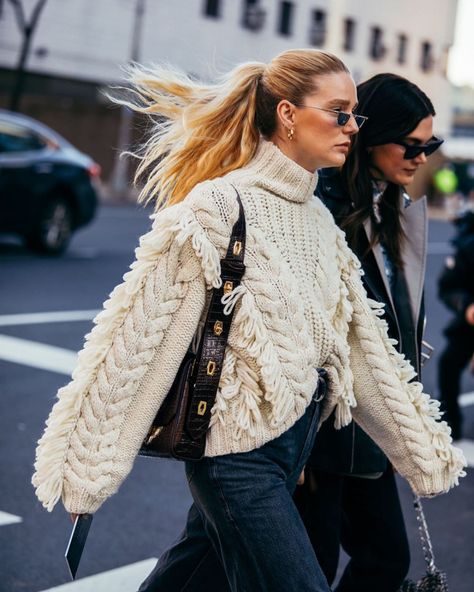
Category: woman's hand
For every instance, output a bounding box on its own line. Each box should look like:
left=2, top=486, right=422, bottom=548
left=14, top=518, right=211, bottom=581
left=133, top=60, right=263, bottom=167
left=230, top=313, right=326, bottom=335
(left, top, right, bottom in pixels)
left=70, top=513, right=80, bottom=523
left=297, top=468, right=305, bottom=486
left=465, top=303, right=474, bottom=326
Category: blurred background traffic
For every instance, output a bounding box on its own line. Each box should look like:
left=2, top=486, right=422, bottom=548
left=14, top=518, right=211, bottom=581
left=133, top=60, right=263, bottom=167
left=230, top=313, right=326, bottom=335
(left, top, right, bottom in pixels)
left=0, top=2, right=473, bottom=591
left=1, top=0, right=474, bottom=242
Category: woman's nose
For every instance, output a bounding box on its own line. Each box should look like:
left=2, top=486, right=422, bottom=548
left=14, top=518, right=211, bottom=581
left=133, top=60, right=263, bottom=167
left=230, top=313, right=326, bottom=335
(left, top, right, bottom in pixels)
left=413, top=151, right=428, bottom=165
left=345, top=114, right=360, bottom=135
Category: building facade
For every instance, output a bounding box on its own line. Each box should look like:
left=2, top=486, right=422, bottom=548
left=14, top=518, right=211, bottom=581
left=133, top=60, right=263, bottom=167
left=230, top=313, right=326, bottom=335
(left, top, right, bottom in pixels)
left=0, top=0, right=460, bottom=180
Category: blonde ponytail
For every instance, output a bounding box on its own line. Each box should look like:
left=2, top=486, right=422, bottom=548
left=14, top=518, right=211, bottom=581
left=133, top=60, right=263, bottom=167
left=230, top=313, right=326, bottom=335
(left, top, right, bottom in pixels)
left=116, top=62, right=264, bottom=208
left=115, top=50, right=348, bottom=209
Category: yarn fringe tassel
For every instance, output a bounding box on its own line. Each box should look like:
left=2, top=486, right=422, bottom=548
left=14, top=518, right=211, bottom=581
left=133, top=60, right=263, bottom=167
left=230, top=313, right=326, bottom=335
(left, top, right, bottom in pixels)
left=365, top=296, right=466, bottom=488
left=213, top=288, right=315, bottom=432
left=32, top=203, right=222, bottom=511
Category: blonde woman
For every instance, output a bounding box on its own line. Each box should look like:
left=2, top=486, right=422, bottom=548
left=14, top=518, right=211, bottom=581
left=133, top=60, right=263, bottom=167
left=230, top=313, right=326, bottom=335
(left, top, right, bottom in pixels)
left=32, top=50, right=465, bottom=592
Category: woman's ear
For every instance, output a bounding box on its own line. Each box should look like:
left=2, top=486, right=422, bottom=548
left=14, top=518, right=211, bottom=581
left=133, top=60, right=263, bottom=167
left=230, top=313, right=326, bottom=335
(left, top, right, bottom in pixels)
left=276, top=99, right=296, bottom=131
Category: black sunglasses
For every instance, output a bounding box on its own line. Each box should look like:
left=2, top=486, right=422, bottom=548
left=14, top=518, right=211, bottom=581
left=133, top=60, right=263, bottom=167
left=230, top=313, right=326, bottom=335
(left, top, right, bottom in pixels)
left=392, top=136, right=444, bottom=160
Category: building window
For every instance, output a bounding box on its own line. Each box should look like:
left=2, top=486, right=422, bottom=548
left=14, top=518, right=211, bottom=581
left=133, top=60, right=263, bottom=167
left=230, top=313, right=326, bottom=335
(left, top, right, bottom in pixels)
left=242, top=0, right=266, bottom=31
left=278, top=1, right=294, bottom=36
left=309, top=9, right=326, bottom=46
left=343, top=18, right=356, bottom=52
left=204, top=0, right=220, bottom=18
left=421, top=41, right=434, bottom=72
left=397, top=34, right=408, bottom=64
left=369, top=26, right=385, bottom=60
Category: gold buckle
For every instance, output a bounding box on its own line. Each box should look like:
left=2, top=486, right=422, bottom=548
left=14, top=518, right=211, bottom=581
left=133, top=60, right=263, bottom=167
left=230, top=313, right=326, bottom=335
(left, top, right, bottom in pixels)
left=232, top=241, right=242, bottom=256
left=207, top=360, right=216, bottom=376
left=223, top=281, right=233, bottom=295
left=213, top=320, right=223, bottom=336
left=197, top=401, right=207, bottom=416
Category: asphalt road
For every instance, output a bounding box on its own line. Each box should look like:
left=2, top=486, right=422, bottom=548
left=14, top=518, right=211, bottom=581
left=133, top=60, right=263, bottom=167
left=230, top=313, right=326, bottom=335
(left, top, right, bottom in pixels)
left=1, top=204, right=473, bottom=592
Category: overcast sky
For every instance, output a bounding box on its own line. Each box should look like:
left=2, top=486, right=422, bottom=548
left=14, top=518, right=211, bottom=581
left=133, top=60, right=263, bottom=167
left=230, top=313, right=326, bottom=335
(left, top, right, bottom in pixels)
left=448, top=0, right=474, bottom=87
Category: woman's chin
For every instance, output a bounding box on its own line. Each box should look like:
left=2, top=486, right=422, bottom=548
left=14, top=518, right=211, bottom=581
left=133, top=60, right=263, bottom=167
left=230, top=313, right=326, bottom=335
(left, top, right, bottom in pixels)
left=398, top=173, right=416, bottom=186
left=322, top=154, right=347, bottom=169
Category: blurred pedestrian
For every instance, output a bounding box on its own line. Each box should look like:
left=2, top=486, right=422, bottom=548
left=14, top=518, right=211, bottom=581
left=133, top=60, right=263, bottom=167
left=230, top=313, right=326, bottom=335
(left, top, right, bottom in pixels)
left=295, top=73, right=446, bottom=592
left=438, top=212, right=474, bottom=440
left=32, top=55, right=465, bottom=592
left=433, top=163, right=461, bottom=218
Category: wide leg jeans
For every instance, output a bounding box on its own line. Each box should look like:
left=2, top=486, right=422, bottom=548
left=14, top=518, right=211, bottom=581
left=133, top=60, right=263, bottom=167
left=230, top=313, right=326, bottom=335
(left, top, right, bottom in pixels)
left=138, top=378, right=330, bottom=592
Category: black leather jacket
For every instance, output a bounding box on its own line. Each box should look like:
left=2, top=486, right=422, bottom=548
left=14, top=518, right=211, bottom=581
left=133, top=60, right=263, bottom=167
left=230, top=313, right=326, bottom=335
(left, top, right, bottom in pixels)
left=309, top=168, right=425, bottom=475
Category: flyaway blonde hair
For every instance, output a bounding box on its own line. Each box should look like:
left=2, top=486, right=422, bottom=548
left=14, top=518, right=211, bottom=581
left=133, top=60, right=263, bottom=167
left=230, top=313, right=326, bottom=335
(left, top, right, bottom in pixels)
left=114, top=49, right=349, bottom=209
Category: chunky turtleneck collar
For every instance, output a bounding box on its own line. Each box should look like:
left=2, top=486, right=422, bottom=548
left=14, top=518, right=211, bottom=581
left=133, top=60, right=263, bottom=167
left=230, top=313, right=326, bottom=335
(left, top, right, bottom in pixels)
left=229, top=139, right=318, bottom=204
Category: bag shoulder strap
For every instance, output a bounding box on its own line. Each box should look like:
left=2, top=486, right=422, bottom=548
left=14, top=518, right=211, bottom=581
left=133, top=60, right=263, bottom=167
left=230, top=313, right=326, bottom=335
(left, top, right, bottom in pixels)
left=185, top=187, right=246, bottom=439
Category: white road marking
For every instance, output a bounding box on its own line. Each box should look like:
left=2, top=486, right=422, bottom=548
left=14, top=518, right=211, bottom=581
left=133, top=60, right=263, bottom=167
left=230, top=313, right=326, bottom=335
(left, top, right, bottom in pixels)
left=38, top=558, right=158, bottom=591
left=1, top=330, right=474, bottom=406
left=454, top=439, right=474, bottom=468
left=0, top=310, right=99, bottom=327
left=0, top=335, right=76, bottom=375
left=460, top=391, right=474, bottom=407
left=0, top=510, right=22, bottom=526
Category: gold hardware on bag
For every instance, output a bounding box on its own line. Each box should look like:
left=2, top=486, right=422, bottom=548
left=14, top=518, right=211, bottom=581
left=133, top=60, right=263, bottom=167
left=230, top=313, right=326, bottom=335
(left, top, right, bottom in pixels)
left=207, top=360, right=216, bottom=376
left=223, top=281, right=233, bottom=295
left=233, top=241, right=242, bottom=255
left=146, top=426, right=163, bottom=445
left=197, top=401, right=207, bottom=416
left=213, top=320, right=223, bottom=336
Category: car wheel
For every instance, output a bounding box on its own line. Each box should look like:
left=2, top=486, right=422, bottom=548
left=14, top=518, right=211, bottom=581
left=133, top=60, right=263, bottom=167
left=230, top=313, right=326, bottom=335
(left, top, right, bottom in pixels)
left=28, top=198, right=73, bottom=254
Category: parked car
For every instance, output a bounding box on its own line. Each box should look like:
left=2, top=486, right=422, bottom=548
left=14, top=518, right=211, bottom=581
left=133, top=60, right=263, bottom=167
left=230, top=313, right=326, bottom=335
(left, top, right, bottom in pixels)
left=0, top=109, right=101, bottom=254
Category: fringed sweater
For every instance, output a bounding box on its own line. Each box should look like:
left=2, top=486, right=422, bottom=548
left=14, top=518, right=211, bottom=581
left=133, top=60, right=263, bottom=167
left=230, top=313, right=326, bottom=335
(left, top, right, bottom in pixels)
left=33, top=140, right=466, bottom=514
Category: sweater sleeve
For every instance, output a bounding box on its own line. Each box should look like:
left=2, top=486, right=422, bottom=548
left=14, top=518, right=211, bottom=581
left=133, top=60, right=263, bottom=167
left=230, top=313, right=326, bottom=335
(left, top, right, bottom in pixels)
left=344, top=261, right=466, bottom=497
left=32, top=188, right=223, bottom=514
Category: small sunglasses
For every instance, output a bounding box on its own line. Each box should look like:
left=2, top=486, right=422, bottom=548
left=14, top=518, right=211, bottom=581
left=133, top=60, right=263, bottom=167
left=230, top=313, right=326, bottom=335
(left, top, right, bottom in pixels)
left=392, top=136, right=444, bottom=160
left=294, top=104, right=368, bottom=129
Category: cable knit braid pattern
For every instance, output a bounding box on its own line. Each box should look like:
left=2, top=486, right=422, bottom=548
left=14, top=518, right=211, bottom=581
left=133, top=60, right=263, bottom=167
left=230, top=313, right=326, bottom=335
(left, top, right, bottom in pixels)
left=33, top=204, right=215, bottom=513
left=322, top=206, right=466, bottom=496
left=32, top=139, right=465, bottom=514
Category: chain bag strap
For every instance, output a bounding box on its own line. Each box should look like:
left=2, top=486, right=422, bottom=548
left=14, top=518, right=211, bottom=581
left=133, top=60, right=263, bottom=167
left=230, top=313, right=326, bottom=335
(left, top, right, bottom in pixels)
left=399, top=496, right=449, bottom=592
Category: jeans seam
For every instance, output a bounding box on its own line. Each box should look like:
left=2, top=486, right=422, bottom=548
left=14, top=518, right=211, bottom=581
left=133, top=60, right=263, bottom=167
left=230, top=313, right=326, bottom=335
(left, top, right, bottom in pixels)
left=209, top=459, right=252, bottom=592
left=210, top=459, right=241, bottom=533
left=181, top=546, right=213, bottom=592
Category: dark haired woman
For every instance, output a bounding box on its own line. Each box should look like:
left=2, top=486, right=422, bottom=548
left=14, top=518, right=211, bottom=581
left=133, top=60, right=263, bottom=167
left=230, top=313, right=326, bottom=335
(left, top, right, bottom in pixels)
left=295, top=73, right=445, bottom=592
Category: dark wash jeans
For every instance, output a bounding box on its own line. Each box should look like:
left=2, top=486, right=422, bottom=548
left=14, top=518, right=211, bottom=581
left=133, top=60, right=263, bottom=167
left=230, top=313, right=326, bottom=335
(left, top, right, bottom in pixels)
left=295, top=466, right=410, bottom=592
left=138, top=381, right=330, bottom=592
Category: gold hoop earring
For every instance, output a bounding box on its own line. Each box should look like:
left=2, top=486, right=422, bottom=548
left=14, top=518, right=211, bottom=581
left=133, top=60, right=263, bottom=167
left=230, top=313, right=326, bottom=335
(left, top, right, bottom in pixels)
left=287, top=128, right=295, bottom=141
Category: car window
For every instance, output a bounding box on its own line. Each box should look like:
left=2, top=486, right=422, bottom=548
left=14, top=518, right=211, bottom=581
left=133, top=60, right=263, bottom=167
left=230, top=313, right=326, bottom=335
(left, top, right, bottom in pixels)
left=0, top=121, right=46, bottom=153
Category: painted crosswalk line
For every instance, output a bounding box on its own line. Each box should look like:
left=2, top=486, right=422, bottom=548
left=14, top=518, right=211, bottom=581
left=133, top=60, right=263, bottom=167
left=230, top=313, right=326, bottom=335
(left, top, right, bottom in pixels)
left=0, top=310, right=99, bottom=327
left=38, top=558, right=158, bottom=591
left=0, top=510, right=22, bottom=526
left=460, top=391, right=474, bottom=408
left=0, top=334, right=76, bottom=375
left=1, top=331, right=474, bottom=409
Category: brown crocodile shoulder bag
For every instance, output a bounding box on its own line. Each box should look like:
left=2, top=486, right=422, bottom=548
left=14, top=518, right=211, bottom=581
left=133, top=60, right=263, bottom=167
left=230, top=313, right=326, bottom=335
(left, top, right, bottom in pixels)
left=139, top=188, right=246, bottom=461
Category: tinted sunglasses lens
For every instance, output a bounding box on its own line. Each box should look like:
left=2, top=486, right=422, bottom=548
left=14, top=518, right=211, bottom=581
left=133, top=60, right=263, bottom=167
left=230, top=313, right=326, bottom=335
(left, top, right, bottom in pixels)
left=403, top=146, right=423, bottom=159
left=354, top=115, right=366, bottom=129
left=424, top=140, right=443, bottom=156
left=337, top=112, right=351, bottom=126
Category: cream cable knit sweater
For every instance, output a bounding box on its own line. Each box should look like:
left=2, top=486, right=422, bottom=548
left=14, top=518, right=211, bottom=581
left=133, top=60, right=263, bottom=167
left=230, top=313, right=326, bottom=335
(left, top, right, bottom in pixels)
left=33, top=140, right=465, bottom=514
